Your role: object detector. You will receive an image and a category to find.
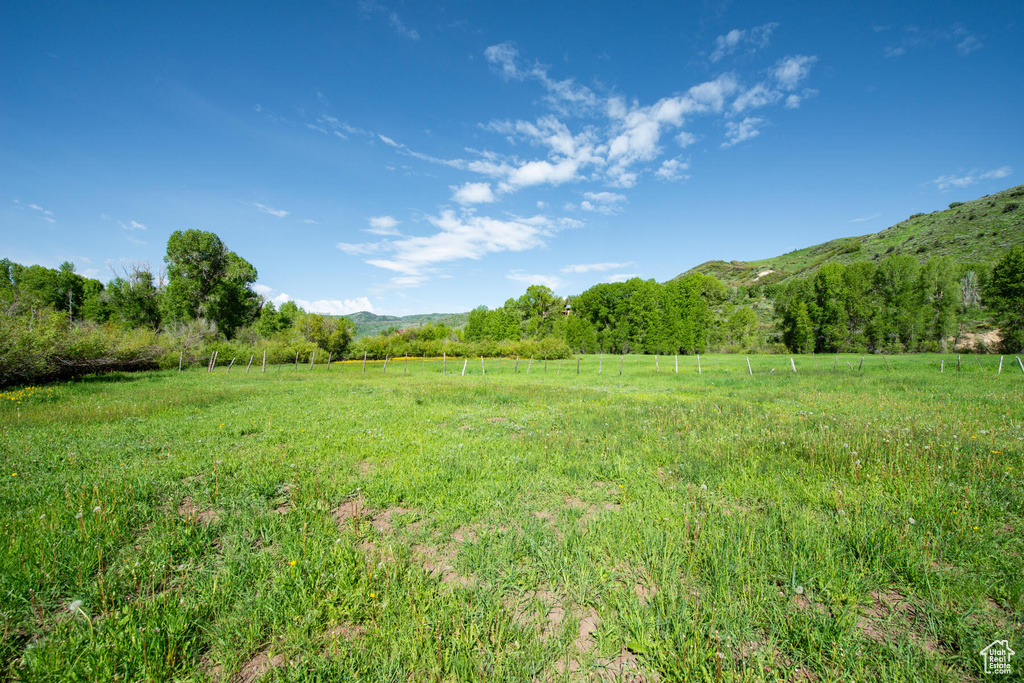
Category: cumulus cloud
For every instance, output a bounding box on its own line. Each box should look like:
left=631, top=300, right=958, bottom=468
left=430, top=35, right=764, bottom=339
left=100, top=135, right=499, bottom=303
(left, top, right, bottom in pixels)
left=366, top=215, right=401, bottom=235
left=607, top=273, right=639, bottom=283
left=773, top=55, right=816, bottom=90
left=506, top=270, right=564, bottom=291
left=22, top=202, right=56, bottom=223
left=359, top=0, right=419, bottom=40
left=363, top=210, right=577, bottom=276
left=709, top=22, right=778, bottom=62
left=560, top=261, right=634, bottom=274
left=576, top=191, right=627, bottom=213
left=253, top=202, right=289, bottom=218
left=451, top=182, right=496, bottom=204
left=484, top=41, right=598, bottom=113
left=722, top=117, right=765, bottom=147
left=655, top=158, right=690, bottom=181
left=119, top=220, right=147, bottom=230
left=272, top=291, right=374, bottom=315
left=930, top=166, right=1011, bottom=191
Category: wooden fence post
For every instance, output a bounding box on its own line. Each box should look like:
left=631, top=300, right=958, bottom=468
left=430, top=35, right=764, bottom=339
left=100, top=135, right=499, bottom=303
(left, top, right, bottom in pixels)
left=940, top=359, right=944, bottom=373
left=791, top=358, right=797, bottom=373
left=675, top=354, right=678, bottom=373
left=178, top=350, right=183, bottom=372
left=697, top=354, right=701, bottom=374
left=746, top=356, right=753, bottom=376
left=480, top=356, right=485, bottom=375
left=515, top=356, right=520, bottom=373
left=619, top=353, right=624, bottom=376
left=383, top=355, right=388, bottom=373
left=442, top=352, right=446, bottom=376
left=208, top=352, right=215, bottom=372
left=227, top=357, right=235, bottom=372
left=655, top=355, right=659, bottom=373
left=294, top=352, right=299, bottom=371
left=998, top=356, right=1003, bottom=374
left=544, top=358, right=548, bottom=373
left=310, top=352, right=315, bottom=370
left=246, top=355, right=254, bottom=373
left=326, top=352, right=332, bottom=370
left=461, top=358, right=467, bottom=376
left=527, top=355, right=533, bottom=374
left=405, top=353, right=408, bottom=375
left=363, top=352, right=367, bottom=373
left=957, top=354, right=961, bottom=372
left=1017, top=356, right=1024, bottom=374
left=833, top=355, right=838, bottom=371
left=577, top=356, right=581, bottom=375
left=599, top=353, right=603, bottom=375
left=262, top=350, right=267, bottom=373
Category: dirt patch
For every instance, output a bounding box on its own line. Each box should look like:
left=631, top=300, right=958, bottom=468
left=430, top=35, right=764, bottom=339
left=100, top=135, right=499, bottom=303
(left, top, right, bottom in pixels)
left=178, top=496, right=220, bottom=524
left=632, top=583, right=657, bottom=603
left=593, top=647, right=649, bottom=682
left=565, top=495, right=621, bottom=529
left=272, top=484, right=293, bottom=515
left=357, top=460, right=372, bottom=476
left=792, top=594, right=827, bottom=616
left=458, top=424, right=471, bottom=431
left=332, top=494, right=369, bottom=530
left=369, top=506, right=416, bottom=534
left=856, top=590, right=940, bottom=654
left=412, top=543, right=475, bottom=587
left=553, top=606, right=602, bottom=674
left=451, top=525, right=480, bottom=544
left=231, top=651, right=286, bottom=683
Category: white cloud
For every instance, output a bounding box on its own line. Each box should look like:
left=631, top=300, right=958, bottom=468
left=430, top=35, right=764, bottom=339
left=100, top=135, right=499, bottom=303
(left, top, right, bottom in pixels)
left=118, top=220, right=147, bottom=230
left=484, top=41, right=597, bottom=113
left=576, top=191, right=628, bottom=214
left=366, top=215, right=401, bottom=235
left=561, top=261, right=634, bottom=274
left=655, top=158, right=690, bottom=181
left=732, top=84, right=781, bottom=113
left=676, top=131, right=698, bottom=148
left=301, top=218, right=320, bottom=224
left=451, top=182, right=495, bottom=204
left=955, top=33, right=983, bottom=56
left=360, top=1, right=418, bottom=41
left=930, top=166, right=1012, bottom=191
left=252, top=283, right=274, bottom=296
left=607, top=273, right=638, bottom=283
left=506, top=270, right=564, bottom=291
left=709, top=22, right=778, bottom=62
left=722, top=117, right=765, bottom=147
left=24, top=202, right=55, bottom=222
left=253, top=202, right=289, bottom=218
left=850, top=213, right=881, bottom=223
left=884, top=46, right=907, bottom=58
left=126, top=235, right=146, bottom=245
left=272, top=291, right=374, bottom=315
left=348, top=210, right=578, bottom=278
left=773, top=55, right=816, bottom=90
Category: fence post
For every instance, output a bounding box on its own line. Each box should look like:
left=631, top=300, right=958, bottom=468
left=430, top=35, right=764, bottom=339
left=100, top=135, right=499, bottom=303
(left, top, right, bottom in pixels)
left=442, top=352, right=446, bottom=376
left=461, top=358, right=467, bottom=376
left=957, top=354, right=961, bottom=372
left=294, top=352, right=299, bottom=371
left=327, top=352, right=332, bottom=370
left=998, top=356, right=1003, bottom=374
left=577, top=356, right=581, bottom=375
left=480, top=356, right=485, bottom=375
left=310, top=352, right=315, bottom=370
left=363, top=352, right=367, bottom=373
left=619, top=353, right=624, bottom=376
left=208, top=352, right=215, bottom=372
left=262, top=350, right=267, bottom=373
left=940, top=359, right=944, bottom=373
left=655, top=355, right=659, bottom=373
left=791, top=358, right=797, bottom=373
left=405, top=353, right=408, bottom=375
left=178, top=350, right=183, bottom=372
left=228, top=357, right=235, bottom=372
left=1017, top=356, right=1024, bottom=374
left=383, top=355, right=388, bottom=373
left=746, top=356, right=753, bottom=376
left=527, top=355, right=533, bottom=374
left=675, top=354, right=678, bottom=373
left=859, top=355, right=864, bottom=371
left=544, top=358, right=547, bottom=373
left=697, top=354, right=701, bottom=374
left=833, top=355, right=837, bottom=371
left=599, top=353, right=603, bottom=375
left=246, top=355, right=254, bottom=373
left=515, top=356, right=520, bottom=373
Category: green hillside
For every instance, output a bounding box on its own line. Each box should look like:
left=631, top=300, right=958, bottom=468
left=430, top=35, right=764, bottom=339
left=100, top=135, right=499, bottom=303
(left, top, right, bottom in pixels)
left=347, top=311, right=469, bottom=338
left=677, top=184, right=1024, bottom=287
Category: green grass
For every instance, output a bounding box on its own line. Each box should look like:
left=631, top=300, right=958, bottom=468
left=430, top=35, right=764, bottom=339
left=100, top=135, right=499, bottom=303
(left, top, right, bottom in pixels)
left=2, top=355, right=1022, bottom=681
left=679, top=184, right=1024, bottom=287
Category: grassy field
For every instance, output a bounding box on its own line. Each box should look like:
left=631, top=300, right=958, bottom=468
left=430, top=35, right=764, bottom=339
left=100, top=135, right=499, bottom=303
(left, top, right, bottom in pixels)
left=2, top=354, right=1022, bottom=682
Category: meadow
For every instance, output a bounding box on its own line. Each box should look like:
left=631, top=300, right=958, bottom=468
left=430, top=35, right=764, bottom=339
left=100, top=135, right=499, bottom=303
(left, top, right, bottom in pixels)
left=1, top=354, right=1021, bottom=682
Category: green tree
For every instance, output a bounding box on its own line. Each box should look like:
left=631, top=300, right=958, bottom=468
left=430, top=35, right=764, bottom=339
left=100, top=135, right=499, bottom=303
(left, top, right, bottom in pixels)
left=107, top=265, right=161, bottom=329
left=987, top=246, right=1024, bottom=352
left=163, top=230, right=259, bottom=337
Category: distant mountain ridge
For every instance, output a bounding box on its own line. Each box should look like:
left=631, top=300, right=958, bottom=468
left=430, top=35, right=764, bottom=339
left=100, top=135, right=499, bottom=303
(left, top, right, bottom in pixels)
left=346, top=311, right=469, bottom=338
left=676, top=184, right=1024, bottom=287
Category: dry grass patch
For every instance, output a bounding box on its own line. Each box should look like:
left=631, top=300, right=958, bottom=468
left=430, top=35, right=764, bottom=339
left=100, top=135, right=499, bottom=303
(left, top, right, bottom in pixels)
left=855, top=590, right=940, bottom=654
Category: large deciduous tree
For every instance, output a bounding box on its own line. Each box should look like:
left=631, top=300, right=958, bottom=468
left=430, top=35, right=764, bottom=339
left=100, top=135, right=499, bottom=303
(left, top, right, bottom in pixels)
left=163, top=230, right=259, bottom=337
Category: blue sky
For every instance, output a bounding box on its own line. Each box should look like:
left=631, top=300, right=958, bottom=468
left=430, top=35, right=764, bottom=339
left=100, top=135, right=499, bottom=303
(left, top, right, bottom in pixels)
left=2, top=1, right=1021, bottom=316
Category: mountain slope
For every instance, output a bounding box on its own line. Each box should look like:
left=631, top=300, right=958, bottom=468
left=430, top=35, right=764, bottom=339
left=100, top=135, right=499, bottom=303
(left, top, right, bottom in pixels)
left=347, top=311, right=469, bottom=338
left=677, top=184, right=1024, bottom=287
